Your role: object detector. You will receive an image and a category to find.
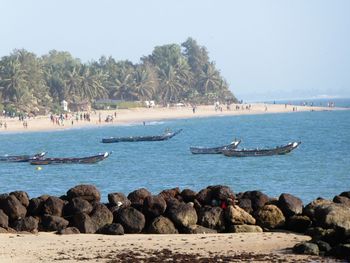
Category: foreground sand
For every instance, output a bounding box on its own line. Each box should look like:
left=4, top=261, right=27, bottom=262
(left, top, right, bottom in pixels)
left=0, top=103, right=346, bottom=133
left=0, top=232, right=333, bottom=262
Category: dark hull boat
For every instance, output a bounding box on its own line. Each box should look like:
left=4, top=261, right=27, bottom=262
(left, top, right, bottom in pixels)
left=0, top=152, right=46, bottom=162
left=102, top=129, right=182, bottom=143
left=222, top=142, right=301, bottom=157
left=190, top=140, right=241, bottom=154
left=30, top=152, right=110, bottom=165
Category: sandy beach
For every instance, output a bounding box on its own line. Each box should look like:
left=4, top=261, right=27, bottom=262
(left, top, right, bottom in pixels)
left=0, top=103, right=346, bottom=133
left=0, top=232, right=332, bottom=262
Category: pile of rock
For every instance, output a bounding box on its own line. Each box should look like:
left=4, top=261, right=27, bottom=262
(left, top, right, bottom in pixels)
left=0, top=185, right=349, bottom=260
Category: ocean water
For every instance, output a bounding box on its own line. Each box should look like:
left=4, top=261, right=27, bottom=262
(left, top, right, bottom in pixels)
left=0, top=109, right=349, bottom=204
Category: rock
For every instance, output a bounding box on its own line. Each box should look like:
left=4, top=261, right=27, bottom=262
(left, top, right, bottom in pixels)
left=64, top=197, right=93, bottom=216
left=180, top=189, right=197, bottom=203
left=127, top=188, right=151, bottom=210
left=148, top=216, right=178, bottom=234
left=43, top=196, right=65, bottom=217
left=167, top=202, right=198, bottom=228
left=41, top=215, right=69, bottom=231
left=12, top=216, right=38, bottom=232
left=27, top=195, right=49, bottom=216
left=293, top=242, right=319, bottom=255
left=10, top=191, right=30, bottom=207
left=333, top=196, right=350, bottom=206
left=303, top=198, right=333, bottom=221
left=0, top=227, right=8, bottom=233
left=1, top=195, right=27, bottom=222
left=278, top=193, right=303, bottom=217
left=241, top=191, right=269, bottom=212
left=305, top=227, right=337, bottom=244
left=143, top=195, right=167, bottom=219
left=331, top=243, right=350, bottom=260
left=67, top=185, right=101, bottom=202
left=209, top=185, right=235, bottom=201
left=237, top=198, right=253, bottom=214
left=197, top=206, right=225, bottom=231
left=256, top=204, right=285, bottom=229
left=314, top=203, right=350, bottom=230
left=56, top=227, right=80, bottom=235
left=315, top=240, right=332, bottom=255
left=73, top=213, right=97, bottom=233
left=197, top=188, right=214, bottom=206
left=340, top=191, right=350, bottom=199
left=286, top=215, right=312, bottom=233
left=0, top=209, right=9, bottom=228
left=159, top=188, right=180, bottom=202
left=115, top=207, right=145, bottom=233
left=90, top=203, right=113, bottom=230
left=108, top=192, right=131, bottom=207
left=229, top=225, right=263, bottom=233
left=225, top=205, right=256, bottom=225
left=183, top=225, right=218, bottom=234
left=97, top=223, right=124, bottom=235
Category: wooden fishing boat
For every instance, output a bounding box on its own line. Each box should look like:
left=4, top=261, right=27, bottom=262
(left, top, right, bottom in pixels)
left=190, top=140, right=241, bottom=154
left=0, top=152, right=46, bottom=162
left=30, top=152, right=110, bottom=165
left=222, top=142, right=301, bottom=157
left=101, top=129, right=182, bottom=143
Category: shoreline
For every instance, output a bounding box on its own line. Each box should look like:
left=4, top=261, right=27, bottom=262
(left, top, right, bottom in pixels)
left=0, top=103, right=347, bottom=134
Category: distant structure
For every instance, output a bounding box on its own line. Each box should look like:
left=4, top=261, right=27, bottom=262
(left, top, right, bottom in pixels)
left=61, top=100, right=68, bottom=112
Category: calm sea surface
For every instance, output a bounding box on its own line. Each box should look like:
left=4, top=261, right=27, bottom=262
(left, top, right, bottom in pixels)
left=1, top=107, right=349, bottom=204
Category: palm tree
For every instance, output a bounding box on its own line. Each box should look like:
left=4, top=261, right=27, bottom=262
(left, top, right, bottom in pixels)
left=197, top=62, right=222, bottom=95
left=158, top=65, right=184, bottom=104
left=111, top=68, right=136, bottom=100
left=133, top=65, right=155, bottom=101
left=65, top=66, right=82, bottom=102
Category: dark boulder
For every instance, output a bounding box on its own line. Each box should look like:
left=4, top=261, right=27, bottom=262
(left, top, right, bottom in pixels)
left=180, top=189, right=197, bottom=203
left=333, top=195, right=350, bottom=206
left=12, top=216, right=38, bottom=232
left=56, top=227, right=80, bottom=235
left=286, top=215, right=312, bottom=233
left=197, top=206, right=225, bottom=231
left=314, top=203, right=350, bottom=230
left=67, top=185, right=101, bottom=202
left=90, top=203, right=113, bottom=230
left=256, top=204, right=285, bottom=229
left=143, top=195, right=167, bottom=219
left=331, top=243, right=350, bottom=260
left=10, top=191, right=30, bottom=207
left=147, top=216, right=178, bottom=234
left=278, top=193, right=303, bottom=217
left=159, top=188, right=181, bottom=202
left=73, top=213, right=97, bottom=233
left=315, top=240, right=332, bottom=255
left=127, top=188, right=151, bottom=210
left=237, top=198, right=253, bottom=214
left=340, top=191, right=350, bottom=199
left=115, top=207, right=145, bottom=233
left=303, top=198, right=332, bottom=222
left=293, top=242, right=319, bottom=255
left=43, top=196, right=65, bottom=217
left=27, top=195, right=49, bottom=216
left=167, top=202, right=197, bottom=228
left=2, top=195, right=27, bottom=222
left=196, top=188, right=212, bottom=206
left=228, top=224, right=263, bottom=233
left=64, top=197, right=93, bottom=216
left=97, top=223, right=124, bottom=235
left=0, top=209, right=9, bottom=229
left=41, top=215, right=69, bottom=231
left=241, top=191, right=269, bottom=212
left=108, top=192, right=131, bottom=207
left=208, top=185, right=235, bottom=201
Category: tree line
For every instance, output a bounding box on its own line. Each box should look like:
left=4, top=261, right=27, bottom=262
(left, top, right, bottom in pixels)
left=0, top=37, right=237, bottom=114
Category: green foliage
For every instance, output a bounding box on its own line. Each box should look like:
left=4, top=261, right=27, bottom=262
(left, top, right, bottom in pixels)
left=0, top=38, right=237, bottom=112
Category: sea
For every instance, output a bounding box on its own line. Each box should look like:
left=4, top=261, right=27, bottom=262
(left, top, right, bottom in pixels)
left=0, top=98, right=349, bottom=204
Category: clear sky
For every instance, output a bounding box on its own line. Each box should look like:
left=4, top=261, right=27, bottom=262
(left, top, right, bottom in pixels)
left=1, top=0, right=349, bottom=101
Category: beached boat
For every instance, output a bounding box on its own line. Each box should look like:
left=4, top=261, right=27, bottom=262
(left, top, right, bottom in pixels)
left=0, top=152, right=46, bottom=162
left=190, top=140, right=241, bottom=154
left=30, top=152, right=110, bottom=165
left=101, top=129, right=182, bottom=143
left=222, top=142, right=301, bottom=157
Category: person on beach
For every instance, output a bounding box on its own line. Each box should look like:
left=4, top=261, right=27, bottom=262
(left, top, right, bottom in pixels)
left=4, top=122, right=7, bottom=129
